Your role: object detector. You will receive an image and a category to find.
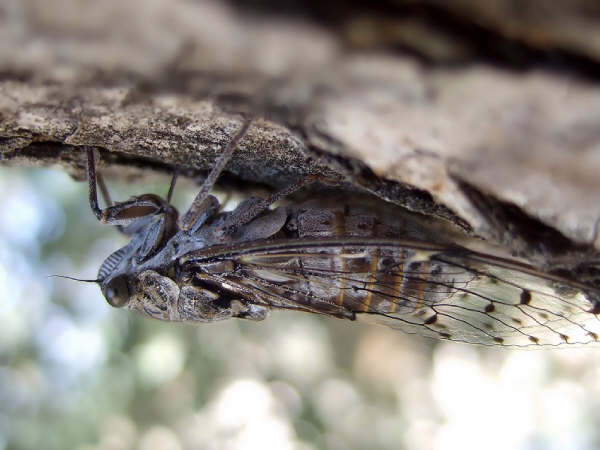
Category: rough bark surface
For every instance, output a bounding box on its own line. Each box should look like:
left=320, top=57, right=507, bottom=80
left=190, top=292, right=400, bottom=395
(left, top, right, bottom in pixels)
left=1, top=0, right=600, bottom=268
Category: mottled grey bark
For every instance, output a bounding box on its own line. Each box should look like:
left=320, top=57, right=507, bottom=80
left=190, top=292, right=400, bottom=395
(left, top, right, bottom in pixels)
left=1, top=0, right=600, bottom=268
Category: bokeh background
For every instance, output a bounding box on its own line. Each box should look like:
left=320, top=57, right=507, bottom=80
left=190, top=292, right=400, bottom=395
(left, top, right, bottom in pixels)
left=2, top=0, right=600, bottom=448
left=2, top=167, right=600, bottom=450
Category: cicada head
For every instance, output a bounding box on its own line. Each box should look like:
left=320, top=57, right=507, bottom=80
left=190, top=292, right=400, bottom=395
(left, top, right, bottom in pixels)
left=97, top=246, right=135, bottom=308
left=98, top=248, right=180, bottom=320
left=95, top=197, right=181, bottom=309
left=104, top=269, right=180, bottom=321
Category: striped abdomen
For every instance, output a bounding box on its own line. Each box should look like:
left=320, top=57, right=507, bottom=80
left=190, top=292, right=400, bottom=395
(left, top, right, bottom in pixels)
left=275, top=199, right=465, bottom=315
left=236, top=242, right=466, bottom=319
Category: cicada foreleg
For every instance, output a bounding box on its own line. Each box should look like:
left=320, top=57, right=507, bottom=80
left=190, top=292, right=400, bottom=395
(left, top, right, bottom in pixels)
left=178, top=119, right=252, bottom=232
left=86, top=148, right=174, bottom=228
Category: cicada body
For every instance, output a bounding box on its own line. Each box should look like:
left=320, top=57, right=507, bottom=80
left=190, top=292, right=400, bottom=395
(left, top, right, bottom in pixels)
left=87, top=120, right=600, bottom=348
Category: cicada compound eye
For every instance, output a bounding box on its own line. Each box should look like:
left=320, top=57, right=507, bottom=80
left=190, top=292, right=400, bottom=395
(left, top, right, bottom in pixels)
left=103, top=276, right=131, bottom=308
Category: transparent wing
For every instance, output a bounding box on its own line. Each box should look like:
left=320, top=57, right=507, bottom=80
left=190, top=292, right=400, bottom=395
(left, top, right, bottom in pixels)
left=183, top=238, right=600, bottom=347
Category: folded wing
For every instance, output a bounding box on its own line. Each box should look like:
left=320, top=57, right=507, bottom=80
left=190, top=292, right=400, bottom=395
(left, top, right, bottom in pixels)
left=182, top=238, right=600, bottom=347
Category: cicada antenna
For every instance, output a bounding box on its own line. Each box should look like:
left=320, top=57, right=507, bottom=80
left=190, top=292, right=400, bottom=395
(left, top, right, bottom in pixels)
left=48, top=274, right=101, bottom=283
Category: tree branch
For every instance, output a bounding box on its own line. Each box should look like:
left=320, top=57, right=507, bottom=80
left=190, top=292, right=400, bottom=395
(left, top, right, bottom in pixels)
left=1, top=0, right=600, bottom=267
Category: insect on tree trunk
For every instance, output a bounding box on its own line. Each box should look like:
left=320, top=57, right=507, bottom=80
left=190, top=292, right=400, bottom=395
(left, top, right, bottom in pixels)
left=82, top=119, right=600, bottom=348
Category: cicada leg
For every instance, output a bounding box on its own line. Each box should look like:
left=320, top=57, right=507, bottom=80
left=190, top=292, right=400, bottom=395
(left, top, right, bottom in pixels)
left=179, top=119, right=252, bottom=232
left=86, top=148, right=172, bottom=228
left=215, top=174, right=342, bottom=237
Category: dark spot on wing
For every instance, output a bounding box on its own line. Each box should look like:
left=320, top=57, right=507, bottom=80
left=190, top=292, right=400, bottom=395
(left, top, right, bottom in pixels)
left=424, top=314, right=437, bottom=325
left=520, top=290, right=532, bottom=305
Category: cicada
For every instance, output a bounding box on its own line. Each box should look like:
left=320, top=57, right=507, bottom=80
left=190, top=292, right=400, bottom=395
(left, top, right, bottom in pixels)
left=85, top=119, right=600, bottom=347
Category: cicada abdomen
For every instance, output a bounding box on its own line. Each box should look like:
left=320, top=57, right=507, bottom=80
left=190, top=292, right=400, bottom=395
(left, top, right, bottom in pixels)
left=181, top=195, right=600, bottom=347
